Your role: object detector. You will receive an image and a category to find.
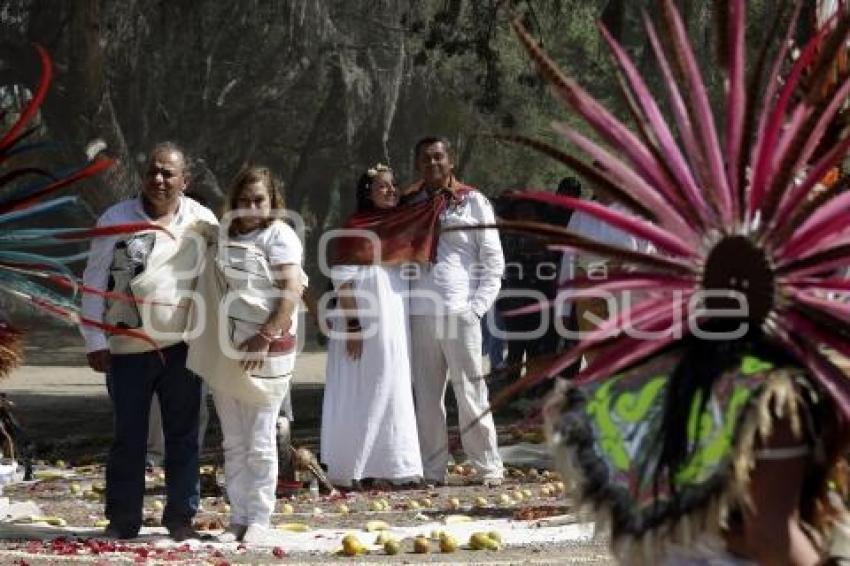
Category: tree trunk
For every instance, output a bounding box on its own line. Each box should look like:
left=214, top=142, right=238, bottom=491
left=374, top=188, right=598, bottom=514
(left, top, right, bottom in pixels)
left=28, top=0, right=139, bottom=215
left=287, top=58, right=344, bottom=215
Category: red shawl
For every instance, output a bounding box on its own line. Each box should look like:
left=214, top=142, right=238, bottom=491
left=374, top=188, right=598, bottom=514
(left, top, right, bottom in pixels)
left=333, top=177, right=473, bottom=265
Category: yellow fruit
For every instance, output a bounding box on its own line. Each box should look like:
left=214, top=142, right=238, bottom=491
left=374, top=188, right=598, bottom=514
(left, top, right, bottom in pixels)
left=370, top=500, right=383, bottom=512
left=83, top=490, right=100, bottom=501
left=413, top=536, right=430, bottom=554
left=384, top=539, right=401, bottom=555
left=276, top=522, right=310, bottom=532
left=281, top=503, right=294, bottom=515
left=469, top=532, right=499, bottom=550
left=468, top=532, right=488, bottom=550
left=407, top=500, right=420, bottom=510
left=513, top=491, right=524, bottom=502
left=379, top=498, right=390, bottom=510
left=528, top=468, right=539, bottom=478
left=553, top=481, right=566, bottom=493
left=474, top=496, right=488, bottom=507
left=420, top=498, right=432, bottom=508
left=94, top=519, right=110, bottom=528
left=69, top=483, right=81, bottom=495
left=32, top=471, right=64, bottom=481
left=522, top=489, right=533, bottom=498
left=336, top=503, right=349, bottom=515
left=499, top=493, right=513, bottom=505
left=540, top=486, right=552, bottom=497
left=439, top=533, right=459, bottom=553
left=151, top=500, right=164, bottom=511
left=448, top=497, right=461, bottom=510
left=365, top=520, right=389, bottom=532
left=487, top=531, right=503, bottom=544
left=342, top=534, right=365, bottom=556
left=32, top=516, right=67, bottom=527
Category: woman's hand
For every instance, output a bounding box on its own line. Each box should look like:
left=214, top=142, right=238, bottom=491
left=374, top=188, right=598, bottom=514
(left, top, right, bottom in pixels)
left=238, top=333, right=271, bottom=372
left=346, top=334, right=363, bottom=360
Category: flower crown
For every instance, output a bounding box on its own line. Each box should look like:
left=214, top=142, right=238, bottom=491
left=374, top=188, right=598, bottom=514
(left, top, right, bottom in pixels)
left=366, top=163, right=391, bottom=178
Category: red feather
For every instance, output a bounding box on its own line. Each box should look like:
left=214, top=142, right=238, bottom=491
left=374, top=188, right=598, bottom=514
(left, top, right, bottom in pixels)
left=0, top=44, right=52, bottom=153
left=0, top=157, right=114, bottom=214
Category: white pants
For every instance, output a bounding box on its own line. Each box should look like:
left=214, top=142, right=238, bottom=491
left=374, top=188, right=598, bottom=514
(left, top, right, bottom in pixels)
left=212, top=391, right=285, bottom=527
left=147, top=384, right=209, bottom=466
left=410, top=313, right=503, bottom=481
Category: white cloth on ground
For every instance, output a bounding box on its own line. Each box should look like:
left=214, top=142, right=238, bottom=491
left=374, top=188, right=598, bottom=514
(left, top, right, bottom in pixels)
left=320, top=264, right=423, bottom=486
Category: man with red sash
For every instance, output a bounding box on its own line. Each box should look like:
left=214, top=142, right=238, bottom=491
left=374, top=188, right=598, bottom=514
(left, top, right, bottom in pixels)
left=403, top=137, right=505, bottom=487
left=332, top=137, right=504, bottom=486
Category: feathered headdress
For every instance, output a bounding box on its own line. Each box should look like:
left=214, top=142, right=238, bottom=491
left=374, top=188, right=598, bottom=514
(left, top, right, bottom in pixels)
left=0, top=45, right=166, bottom=376
left=494, top=0, right=850, bottom=559
left=501, top=0, right=850, bottom=423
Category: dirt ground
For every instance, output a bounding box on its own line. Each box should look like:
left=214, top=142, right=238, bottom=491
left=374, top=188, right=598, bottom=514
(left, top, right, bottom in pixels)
left=0, top=323, right=616, bottom=564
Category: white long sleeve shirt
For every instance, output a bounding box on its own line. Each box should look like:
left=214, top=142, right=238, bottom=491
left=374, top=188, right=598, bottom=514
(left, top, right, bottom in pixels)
left=558, top=205, right=640, bottom=286
left=80, top=195, right=218, bottom=353
left=409, top=190, right=504, bottom=317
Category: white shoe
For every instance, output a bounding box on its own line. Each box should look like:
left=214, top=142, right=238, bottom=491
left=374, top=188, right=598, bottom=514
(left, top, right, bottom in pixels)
left=217, top=524, right=247, bottom=543
left=241, top=523, right=276, bottom=545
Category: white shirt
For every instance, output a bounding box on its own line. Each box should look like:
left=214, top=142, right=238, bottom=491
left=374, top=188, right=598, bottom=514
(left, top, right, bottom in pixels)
left=409, top=190, right=504, bottom=317
left=80, top=195, right=218, bottom=352
left=558, top=204, right=640, bottom=285
left=229, top=220, right=303, bottom=266
left=225, top=220, right=307, bottom=374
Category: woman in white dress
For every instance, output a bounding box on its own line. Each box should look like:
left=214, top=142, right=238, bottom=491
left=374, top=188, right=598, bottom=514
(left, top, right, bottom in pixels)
left=320, top=165, right=423, bottom=489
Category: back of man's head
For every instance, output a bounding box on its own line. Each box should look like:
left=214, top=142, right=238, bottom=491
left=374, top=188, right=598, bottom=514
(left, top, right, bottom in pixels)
left=557, top=177, right=582, bottom=198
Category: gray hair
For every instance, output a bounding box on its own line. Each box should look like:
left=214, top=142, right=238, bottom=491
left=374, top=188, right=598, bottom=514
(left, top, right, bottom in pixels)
left=148, top=141, right=189, bottom=175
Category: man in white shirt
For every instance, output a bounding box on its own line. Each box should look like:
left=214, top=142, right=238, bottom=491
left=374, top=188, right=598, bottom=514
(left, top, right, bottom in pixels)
left=404, top=137, right=505, bottom=487
left=560, top=189, right=642, bottom=357
left=81, top=143, right=217, bottom=541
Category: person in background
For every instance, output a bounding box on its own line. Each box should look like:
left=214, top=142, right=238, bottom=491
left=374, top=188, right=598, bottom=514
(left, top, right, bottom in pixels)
left=495, top=195, right=561, bottom=380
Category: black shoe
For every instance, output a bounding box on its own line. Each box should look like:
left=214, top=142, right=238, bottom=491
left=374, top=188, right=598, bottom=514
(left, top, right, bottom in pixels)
left=103, top=524, right=139, bottom=539
left=167, top=524, right=202, bottom=542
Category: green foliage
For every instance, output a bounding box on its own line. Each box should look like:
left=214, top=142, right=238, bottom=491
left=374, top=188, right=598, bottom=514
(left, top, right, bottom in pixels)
left=2, top=0, right=798, bottom=229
